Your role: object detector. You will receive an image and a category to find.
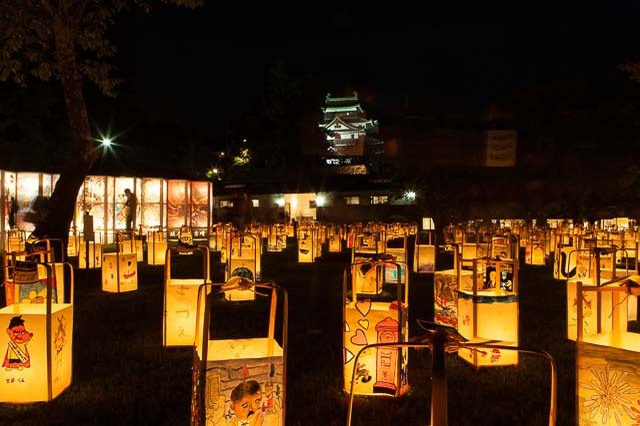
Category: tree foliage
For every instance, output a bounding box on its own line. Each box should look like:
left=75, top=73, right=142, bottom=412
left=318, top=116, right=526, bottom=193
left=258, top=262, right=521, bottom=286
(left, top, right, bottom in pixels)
left=0, top=0, right=203, bottom=246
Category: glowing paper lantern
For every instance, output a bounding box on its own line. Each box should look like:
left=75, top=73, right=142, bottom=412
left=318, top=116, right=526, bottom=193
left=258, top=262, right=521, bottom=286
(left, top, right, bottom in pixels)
left=191, top=279, right=287, bottom=426
left=163, top=245, right=211, bottom=347
left=118, top=231, right=143, bottom=262
left=4, top=229, right=26, bottom=253
left=147, top=228, right=167, bottom=266
left=433, top=268, right=475, bottom=329
left=576, top=278, right=640, bottom=426
left=0, top=259, right=74, bottom=403
left=524, top=229, right=546, bottom=265
left=297, top=228, right=316, bottom=263
left=413, top=230, right=436, bottom=273
left=327, top=225, right=343, bottom=253
left=227, top=233, right=260, bottom=281
left=343, top=260, right=409, bottom=397
left=456, top=258, right=519, bottom=368
left=77, top=238, right=102, bottom=269
left=101, top=243, right=137, bottom=293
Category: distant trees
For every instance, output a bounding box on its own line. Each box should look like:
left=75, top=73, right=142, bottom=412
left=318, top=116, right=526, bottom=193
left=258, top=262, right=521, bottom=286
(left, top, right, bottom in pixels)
left=0, top=0, right=202, bottom=247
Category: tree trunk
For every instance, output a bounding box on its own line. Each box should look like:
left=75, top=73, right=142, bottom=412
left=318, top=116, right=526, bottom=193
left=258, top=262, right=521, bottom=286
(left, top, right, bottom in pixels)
left=31, top=16, right=97, bottom=253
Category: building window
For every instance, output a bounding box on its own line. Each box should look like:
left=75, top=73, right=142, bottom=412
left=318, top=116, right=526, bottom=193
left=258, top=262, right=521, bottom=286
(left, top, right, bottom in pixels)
left=251, top=199, right=259, bottom=208
left=371, top=195, right=389, bottom=205
left=326, top=158, right=340, bottom=165
left=344, top=196, right=360, bottom=205
left=220, top=200, right=234, bottom=208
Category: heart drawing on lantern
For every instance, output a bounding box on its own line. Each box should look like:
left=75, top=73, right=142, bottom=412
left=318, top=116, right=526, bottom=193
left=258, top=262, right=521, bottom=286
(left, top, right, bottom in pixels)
left=355, top=299, right=372, bottom=317
left=358, top=319, right=369, bottom=330
left=350, top=329, right=368, bottom=346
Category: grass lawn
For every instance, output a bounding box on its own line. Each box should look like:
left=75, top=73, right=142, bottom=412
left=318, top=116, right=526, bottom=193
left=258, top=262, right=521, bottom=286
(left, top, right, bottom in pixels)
left=0, top=241, right=586, bottom=425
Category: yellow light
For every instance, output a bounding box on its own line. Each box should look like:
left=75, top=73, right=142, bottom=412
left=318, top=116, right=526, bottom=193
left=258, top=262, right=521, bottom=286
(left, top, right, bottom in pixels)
left=291, top=197, right=298, bottom=208
left=316, top=195, right=326, bottom=207
left=275, top=197, right=285, bottom=207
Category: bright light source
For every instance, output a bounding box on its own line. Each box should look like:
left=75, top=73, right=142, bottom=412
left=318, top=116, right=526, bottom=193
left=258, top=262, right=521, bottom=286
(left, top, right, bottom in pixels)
left=275, top=197, right=285, bottom=207
left=101, top=137, right=112, bottom=146
left=404, top=191, right=416, bottom=201
left=316, top=194, right=326, bottom=207
left=212, top=168, right=219, bottom=175
left=291, top=197, right=298, bottom=208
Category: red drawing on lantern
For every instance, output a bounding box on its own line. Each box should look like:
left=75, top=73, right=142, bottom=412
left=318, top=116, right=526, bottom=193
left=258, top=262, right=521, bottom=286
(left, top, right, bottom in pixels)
left=3, top=315, right=33, bottom=370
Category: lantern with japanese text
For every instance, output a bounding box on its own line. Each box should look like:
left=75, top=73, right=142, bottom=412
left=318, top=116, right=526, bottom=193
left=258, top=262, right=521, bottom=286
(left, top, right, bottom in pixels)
left=576, top=277, right=640, bottom=426
left=191, top=279, right=287, bottom=426
left=343, top=259, right=409, bottom=397
left=163, top=245, right=211, bottom=347
left=0, top=256, right=74, bottom=402
left=101, top=234, right=138, bottom=293
left=456, top=258, right=519, bottom=367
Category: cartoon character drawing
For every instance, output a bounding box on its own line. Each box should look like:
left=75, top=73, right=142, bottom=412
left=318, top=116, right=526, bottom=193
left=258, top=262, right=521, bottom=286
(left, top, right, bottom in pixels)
left=227, top=380, right=263, bottom=426
left=54, top=315, right=66, bottom=369
left=3, top=315, right=33, bottom=370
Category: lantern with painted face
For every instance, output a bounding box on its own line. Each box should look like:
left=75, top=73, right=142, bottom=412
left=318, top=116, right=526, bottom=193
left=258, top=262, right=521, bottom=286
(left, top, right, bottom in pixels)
left=163, top=244, right=211, bottom=347
left=0, top=255, right=74, bottom=403
left=191, top=279, right=287, bottom=426
left=343, top=259, right=409, bottom=397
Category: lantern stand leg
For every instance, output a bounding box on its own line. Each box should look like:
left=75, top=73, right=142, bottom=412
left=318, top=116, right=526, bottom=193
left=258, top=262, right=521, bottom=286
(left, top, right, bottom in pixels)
left=431, top=329, right=448, bottom=426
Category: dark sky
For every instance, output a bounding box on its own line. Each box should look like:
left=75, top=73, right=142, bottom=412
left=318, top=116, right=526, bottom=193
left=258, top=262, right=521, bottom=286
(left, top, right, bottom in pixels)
left=100, top=2, right=640, bottom=137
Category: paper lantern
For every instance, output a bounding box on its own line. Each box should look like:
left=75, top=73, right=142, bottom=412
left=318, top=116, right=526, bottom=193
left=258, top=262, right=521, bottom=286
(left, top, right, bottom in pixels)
left=414, top=230, right=436, bottom=273
left=4, top=229, right=26, bottom=253
left=456, top=258, right=519, bottom=368
left=191, top=280, right=287, bottom=426
left=459, top=242, right=489, bottom=269
left=163, top=245, right=211, bottom=347
left=297, top=228, right=316, bottom=263
left=576, top=278, right=640, bottom=426
left=434, top=268, right=475, bottom=329
left=118, top=231, right=143, bottom=263
left=147, top=229, right=167, bottom=266
left=266, top=224, right=286, bottom=253
left=384, top=235, right=407, bottom=284
left=566, top=277, right=614, bottom=341
left=327, top=225, right=343, bottom=253
left=227, top=233, right=260, bottom=281
left=101, top=245, right=137, bottom=293
left=77, top=239, right=102, bottom=269
left=343, top=260, right=409, bottom=397
left=0, top=259, right=74, bottom=403
left=524, top=230, right=546, bottom=265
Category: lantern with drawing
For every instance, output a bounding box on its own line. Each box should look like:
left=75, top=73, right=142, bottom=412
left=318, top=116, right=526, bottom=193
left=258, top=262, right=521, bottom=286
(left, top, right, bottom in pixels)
left=576, top=276, right=640, bottom=426
left=191, top=278, right=287, bottom=426
left=101, top=233, right=138, bottom=293
left=297, top=226, right=316, bottom=263
left=524, top=227, right=546, bottom=266
left=226, top=232, right=260, bottom=282
left=414, top=227, right=436, bottom=274
left=456, top=258, right=519, bottom=368
left=343, top=259, right=409, bottom=397
left=77, top=232, right=102, bottom=269
left=163, top=245, right=211, bottom=347
left=0, top=253, right=74, bottom=402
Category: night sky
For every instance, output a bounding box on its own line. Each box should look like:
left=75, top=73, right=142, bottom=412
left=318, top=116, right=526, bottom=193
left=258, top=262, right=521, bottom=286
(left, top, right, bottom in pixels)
left=95, top=2, right=640, bottom=137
